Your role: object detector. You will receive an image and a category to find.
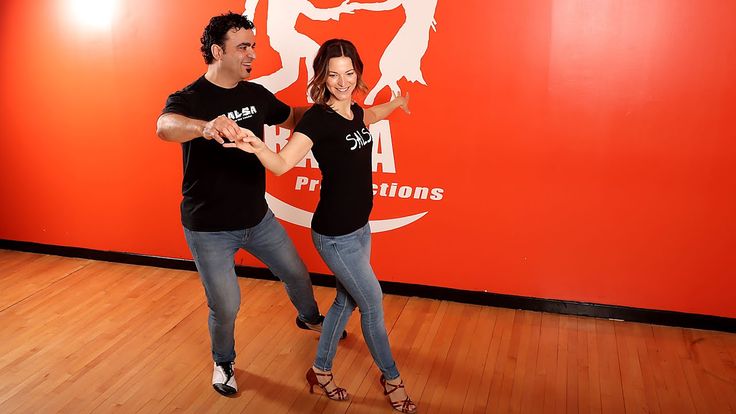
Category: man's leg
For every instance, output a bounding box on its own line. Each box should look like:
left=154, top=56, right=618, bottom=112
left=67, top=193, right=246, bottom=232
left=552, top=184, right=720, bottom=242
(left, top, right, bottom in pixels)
left=184, top=228, right=242, bottom=395
left=243, top=209, right=321, bottom=324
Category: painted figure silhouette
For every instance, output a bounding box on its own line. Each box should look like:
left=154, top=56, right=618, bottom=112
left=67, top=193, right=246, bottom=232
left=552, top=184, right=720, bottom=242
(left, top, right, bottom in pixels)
left=244, top=0, right=353, bottom=100
left=348, top=0, right=438, bottom=104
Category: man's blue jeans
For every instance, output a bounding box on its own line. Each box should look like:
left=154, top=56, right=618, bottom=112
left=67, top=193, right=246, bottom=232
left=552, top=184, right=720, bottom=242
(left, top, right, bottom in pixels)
left=184, top=209, right=320, bottom=364
left=311, top=223, right=401, bottom=380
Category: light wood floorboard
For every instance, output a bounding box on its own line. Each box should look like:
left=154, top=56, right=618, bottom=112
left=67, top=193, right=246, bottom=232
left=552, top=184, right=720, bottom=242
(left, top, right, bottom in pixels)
left=1, top=250, right=735, bottom=413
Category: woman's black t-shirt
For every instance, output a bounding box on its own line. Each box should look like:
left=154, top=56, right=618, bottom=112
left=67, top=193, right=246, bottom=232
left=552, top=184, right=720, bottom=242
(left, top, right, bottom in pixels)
left=162, top=76, right=291, bottom=231
left=296, top=103, right=373, bottom=236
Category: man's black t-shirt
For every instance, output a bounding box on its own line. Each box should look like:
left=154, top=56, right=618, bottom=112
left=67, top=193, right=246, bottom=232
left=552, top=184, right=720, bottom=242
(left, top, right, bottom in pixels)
left=162, top=76, right=291, bottom=231
left=296, top=103, right=373, bottom=236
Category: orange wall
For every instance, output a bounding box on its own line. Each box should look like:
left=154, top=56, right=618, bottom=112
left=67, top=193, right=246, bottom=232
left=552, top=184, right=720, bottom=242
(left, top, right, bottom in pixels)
left=1, top=0, right=735, bottom=317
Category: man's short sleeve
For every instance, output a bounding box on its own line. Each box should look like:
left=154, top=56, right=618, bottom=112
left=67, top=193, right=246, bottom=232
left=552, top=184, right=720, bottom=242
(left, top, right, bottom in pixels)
left=259, top=85, right=292, bottom=126
left=162, top=89, right=193, bottom=117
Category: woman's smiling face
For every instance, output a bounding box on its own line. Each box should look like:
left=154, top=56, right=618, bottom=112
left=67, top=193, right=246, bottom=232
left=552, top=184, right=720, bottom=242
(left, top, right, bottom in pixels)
left=326, top=56, right=357, bottom=102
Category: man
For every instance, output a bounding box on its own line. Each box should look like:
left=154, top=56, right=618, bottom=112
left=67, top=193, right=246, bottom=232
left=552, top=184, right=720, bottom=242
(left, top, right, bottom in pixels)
left=156, top=12, right=343, bottom=397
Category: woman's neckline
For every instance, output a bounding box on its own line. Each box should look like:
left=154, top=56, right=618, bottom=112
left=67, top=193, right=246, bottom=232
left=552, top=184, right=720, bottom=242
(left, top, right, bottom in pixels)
left=328, top=101, right=354, bottom=121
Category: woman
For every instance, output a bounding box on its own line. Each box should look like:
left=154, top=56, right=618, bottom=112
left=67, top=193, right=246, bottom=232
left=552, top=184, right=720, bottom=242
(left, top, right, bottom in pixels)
left=225, top=38, right=416, bottom=413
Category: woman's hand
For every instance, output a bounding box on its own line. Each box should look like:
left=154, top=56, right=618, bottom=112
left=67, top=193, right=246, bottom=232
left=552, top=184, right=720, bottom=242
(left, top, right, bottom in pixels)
left=392, top=91, right=410, bottom=114
left=222, top=127, right=266, bottom=154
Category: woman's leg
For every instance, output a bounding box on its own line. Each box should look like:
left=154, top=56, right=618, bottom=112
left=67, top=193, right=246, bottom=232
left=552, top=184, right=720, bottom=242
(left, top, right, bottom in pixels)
left=313, top=224, right=400, bottom=380
left=311, top=224, right=416, bottom=412
left=311, top=231, right=356, bottom=372
left=313, top=278, right=356, bottom=371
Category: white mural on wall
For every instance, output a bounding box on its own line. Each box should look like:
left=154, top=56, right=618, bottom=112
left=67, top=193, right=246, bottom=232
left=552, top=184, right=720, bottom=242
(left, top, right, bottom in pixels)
left=244, top=0, right=438, bottom=104
left=244, top=0, right=354, bottom=101
left=244, top=0, right=441, bottom=232
left=347, top=0, right=439, bottom=104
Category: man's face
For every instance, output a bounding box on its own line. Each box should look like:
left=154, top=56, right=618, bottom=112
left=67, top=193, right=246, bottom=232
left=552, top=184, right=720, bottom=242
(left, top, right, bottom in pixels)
left=219, top=28, right=256, bottom=80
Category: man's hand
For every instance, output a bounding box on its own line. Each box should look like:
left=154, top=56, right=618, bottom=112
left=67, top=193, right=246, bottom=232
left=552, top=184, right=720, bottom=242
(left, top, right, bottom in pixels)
left=202, top=115, right=240, bottom=144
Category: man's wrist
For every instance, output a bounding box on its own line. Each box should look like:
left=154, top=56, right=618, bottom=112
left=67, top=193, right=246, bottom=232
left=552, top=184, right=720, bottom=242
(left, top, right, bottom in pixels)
left=195, top=120, right=207, bottom=137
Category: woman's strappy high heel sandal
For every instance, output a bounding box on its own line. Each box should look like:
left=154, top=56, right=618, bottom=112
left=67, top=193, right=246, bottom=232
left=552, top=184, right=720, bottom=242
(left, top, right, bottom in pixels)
left=380, top=375, right=417, bottom=413
left=306, top=367, right=349, bottom=401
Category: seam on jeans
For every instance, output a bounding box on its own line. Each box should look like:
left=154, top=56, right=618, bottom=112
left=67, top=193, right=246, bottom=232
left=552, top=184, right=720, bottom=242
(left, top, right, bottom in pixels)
left=247, top=209, right=273, bottom=244
left=314, top=232, right=323, bottom=252
left=241, top=226, right=250, bottom=246
left=189, top=242, right=199, bottom=263
left=184, top=230, right=200, bottom=263
left=319, top=298, right=349, bottom=372
left=332, top=241, right=374, bottom=315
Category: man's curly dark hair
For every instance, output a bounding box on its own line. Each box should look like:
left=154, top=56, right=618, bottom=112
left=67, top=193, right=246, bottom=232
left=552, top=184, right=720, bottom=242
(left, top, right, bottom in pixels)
left=200, top=12, right=255, bottom=65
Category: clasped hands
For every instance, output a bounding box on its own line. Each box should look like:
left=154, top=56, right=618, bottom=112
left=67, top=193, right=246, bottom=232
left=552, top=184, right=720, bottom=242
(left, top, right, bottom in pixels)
left=222, top=128, right=264, bottom=154
left=202, top=115, right=264, bottom=154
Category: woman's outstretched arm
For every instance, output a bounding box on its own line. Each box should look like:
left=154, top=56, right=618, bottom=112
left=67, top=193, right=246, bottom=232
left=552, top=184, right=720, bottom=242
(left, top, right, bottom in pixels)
left=363, top=91, right=410, bottom=125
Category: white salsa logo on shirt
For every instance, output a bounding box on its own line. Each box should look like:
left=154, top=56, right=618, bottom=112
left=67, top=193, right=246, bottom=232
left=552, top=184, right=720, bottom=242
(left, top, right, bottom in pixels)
left=224, top=106, right=257, bottom=122
left=347, top=128, right=372, bottom=150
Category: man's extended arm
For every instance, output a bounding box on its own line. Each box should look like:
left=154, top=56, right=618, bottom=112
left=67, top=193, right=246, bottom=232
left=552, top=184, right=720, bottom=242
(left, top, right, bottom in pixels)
left=157, top=113, right=242, bottom=144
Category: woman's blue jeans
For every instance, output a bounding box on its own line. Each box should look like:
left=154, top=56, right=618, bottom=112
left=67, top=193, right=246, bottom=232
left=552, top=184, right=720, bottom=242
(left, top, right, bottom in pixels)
left=184, top=209, right=320, bottom=364
left=311, top=223, right=400, bottom=380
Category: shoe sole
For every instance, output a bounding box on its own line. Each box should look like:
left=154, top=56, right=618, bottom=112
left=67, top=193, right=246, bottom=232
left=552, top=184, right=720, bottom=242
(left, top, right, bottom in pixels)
left=213, top=383, right=237, bottom=396
left=296, top=317, right=348, bottom=340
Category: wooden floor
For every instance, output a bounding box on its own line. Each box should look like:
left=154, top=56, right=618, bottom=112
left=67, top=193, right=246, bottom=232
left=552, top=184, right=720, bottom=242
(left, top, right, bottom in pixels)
left=1, top=250, right=735, bottom=413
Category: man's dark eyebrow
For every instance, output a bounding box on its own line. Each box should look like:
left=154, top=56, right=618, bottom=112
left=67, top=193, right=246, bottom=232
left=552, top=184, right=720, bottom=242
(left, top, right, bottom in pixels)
left=237, top=42, right=255, bottom=48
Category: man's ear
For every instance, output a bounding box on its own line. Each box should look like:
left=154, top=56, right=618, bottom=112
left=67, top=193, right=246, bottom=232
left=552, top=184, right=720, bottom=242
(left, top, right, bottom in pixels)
left=211, top=44, right=223, bottom=61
